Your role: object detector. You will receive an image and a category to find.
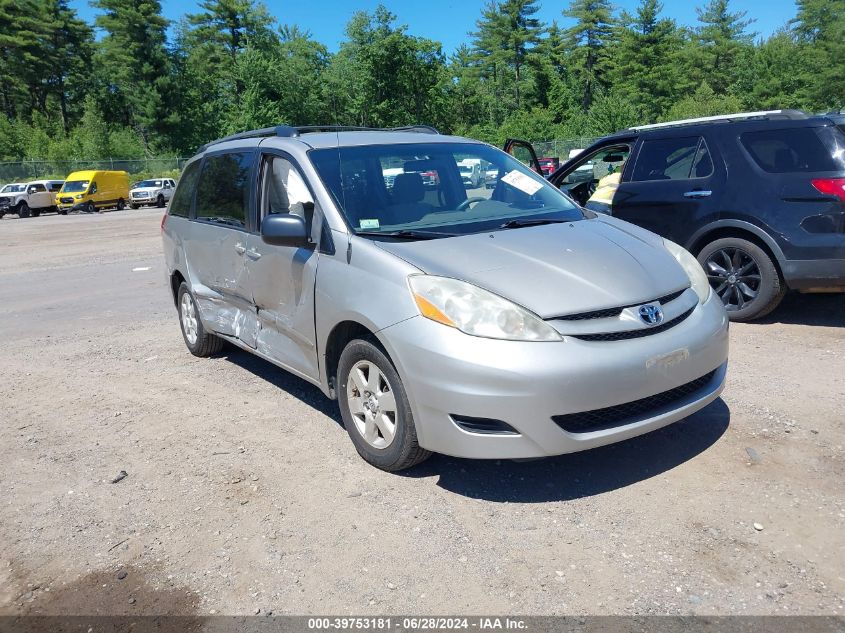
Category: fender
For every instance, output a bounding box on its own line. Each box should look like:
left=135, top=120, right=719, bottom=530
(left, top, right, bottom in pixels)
left=685, top=219, right=787, bottom=267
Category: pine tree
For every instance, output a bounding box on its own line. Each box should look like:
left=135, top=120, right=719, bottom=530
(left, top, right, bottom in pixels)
left=562, top=0, right=615, bottom=110
left=694, top=0, right=756, bottom=95
left=611, top=0, right=683, bottom=122
left=93, top=0, right=172, bottom=150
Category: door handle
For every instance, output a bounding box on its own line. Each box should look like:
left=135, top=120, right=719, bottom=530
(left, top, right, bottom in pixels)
left=246, top=248, right=262, bottom=260
left=234, top=243, right=246, bottom=255
left=684, top=190, right=712, bottom=198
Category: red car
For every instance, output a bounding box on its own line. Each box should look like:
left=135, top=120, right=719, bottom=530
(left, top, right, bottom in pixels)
left=538, top=157, right=560, bottom=176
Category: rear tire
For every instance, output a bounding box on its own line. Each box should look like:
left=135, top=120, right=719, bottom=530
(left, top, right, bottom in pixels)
left=116, top=198, right=125, bottom=211
left=17, top=202, right=30, bottom=218
left=698, top=237, right=784, bottom=322
left=176, top=282, right=225, bottom=357
left=337, top=339, right=431, bottom=471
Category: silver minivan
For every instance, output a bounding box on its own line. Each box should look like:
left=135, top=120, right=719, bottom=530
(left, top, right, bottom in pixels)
left=162, top=125, right=729, bottom=471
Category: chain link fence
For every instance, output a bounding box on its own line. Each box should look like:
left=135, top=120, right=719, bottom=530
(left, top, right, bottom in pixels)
left=529, top=137, right=599, bottom=161
left=0, top=158, right=190, bottom=184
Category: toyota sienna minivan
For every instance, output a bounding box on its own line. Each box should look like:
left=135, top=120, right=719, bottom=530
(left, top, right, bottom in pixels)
left=161, top=125, right=729, bottom=471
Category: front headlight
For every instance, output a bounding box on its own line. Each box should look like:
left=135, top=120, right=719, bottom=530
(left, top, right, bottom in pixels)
left=664, top=239, right=710, bottom=304
left=75, top=194, right=83, bottom=199
left=408, top=275, right=562, bottom=341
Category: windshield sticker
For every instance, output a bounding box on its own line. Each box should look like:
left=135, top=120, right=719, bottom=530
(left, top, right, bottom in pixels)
left=501, top=170, right=543, bottom=195
left=359, top=219, right=380, bottom=230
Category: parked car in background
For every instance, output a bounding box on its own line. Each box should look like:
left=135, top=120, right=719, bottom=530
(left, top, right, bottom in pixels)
left=507, top=110, right=845, bottom=321
left=458, top=158, right=483, bottom=187
left=538, top=156, right=560, bottom=177
left=56, top=170, right=130, bottom=214
left=0, top=180, right=63, bottom=218
left=130, top=178, right=176, bottom=208
left=1, top=183, right=26, bottom=194
left=162, top=124, right=728, bottom=472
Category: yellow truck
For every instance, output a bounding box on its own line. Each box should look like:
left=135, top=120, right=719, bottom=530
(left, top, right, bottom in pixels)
left=55, top=170, right=130, bottom=214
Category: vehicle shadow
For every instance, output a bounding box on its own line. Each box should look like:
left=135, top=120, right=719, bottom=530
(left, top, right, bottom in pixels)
left=219, top=346, right=730, bottom=503
left=221, top=347, right=343, bottom=424
left=402, top=399, right=730, bottom=503
left=760, top=292, right=845, bottom=327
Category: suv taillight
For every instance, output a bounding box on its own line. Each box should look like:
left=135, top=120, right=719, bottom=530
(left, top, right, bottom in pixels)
left=812, top=178, right=845, bottom=203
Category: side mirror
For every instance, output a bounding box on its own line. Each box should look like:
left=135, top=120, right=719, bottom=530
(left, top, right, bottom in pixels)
left=261, top=213, right=309, bottom=247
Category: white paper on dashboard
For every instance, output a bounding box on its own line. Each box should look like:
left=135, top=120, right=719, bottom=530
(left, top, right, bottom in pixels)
left=500, top=170, right=543, bottom=195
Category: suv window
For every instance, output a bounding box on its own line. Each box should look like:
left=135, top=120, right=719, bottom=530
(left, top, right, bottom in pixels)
left=632, top=137, right=712, bottom=182
left=741, top=128, right=837, bottom=173
left=28, top=184, right=46, bottom=193
left=169, top=160, right=203, bottom=217
left=49, top=183, right=62, bottom=192
left=195, top=152, right=253, bottom=228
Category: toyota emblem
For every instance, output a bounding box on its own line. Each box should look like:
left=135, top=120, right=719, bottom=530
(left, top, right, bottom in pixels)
left=639, top=304, right=664, bottom=326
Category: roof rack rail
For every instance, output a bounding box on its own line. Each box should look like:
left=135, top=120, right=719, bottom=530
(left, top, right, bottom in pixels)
left=630, top=109, right=808, bottom=131
left=197, top=124, right=440, bottom=152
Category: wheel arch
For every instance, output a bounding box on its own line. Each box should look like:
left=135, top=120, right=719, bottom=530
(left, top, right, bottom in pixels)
left=169, top=269, right=186, bottom=306
left=686, top=220, right=786, bottom=278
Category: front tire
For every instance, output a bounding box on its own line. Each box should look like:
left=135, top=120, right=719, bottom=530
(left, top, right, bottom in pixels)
left=337, top=339, right=431, bottom=471
left=698, top=237, right=785, bottom=322
left=156, top=195, right=165, bottom=208
left=17, top=202, right=30, bottom=218
left=130, top=203, right=139, bottom=210
left=85, top=201, right=96, bottom=214
left=176, top=282, right=224, bottom=357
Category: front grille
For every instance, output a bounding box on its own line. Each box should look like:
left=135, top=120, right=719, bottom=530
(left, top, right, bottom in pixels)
left=451, top=415, right=519, bottom=435
left=569, top=306, right=695, bottom=341
left=552, top=369, right=718, bottom=434
left=555, top=288, right=687, bottom=321
left=60, top=197, right=74, bottom=204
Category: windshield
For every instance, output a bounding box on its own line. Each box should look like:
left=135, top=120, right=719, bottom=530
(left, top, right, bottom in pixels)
left=310, top=142, right=583, bottom=237
left=135, top=179, right=163, bottom=188
left=1, top=184, right=25, bottom=193
left=62, top=180, right=90, bottom=193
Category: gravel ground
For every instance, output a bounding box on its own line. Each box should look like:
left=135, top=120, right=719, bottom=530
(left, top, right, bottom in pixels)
left=0, top=209, right=842, bottom=616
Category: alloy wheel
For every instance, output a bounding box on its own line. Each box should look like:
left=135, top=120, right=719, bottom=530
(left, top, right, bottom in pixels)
left=346, top=360, right=397, bottom=449
left=704, top=247, right=761, bottom=311
left=180, top=293, right=198, bottom=345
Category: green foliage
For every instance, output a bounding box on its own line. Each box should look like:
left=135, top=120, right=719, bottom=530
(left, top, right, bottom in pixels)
left=0, top=0, right=842, bottom=168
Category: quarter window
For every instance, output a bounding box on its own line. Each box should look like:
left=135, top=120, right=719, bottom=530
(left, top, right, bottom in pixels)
left=169, top=159, right=202, bottom=218
left=741, top=128, right=836, bottom=173
left=195, top=152, right=253, bottom=228
left=632, top=137, right=712, bottom=181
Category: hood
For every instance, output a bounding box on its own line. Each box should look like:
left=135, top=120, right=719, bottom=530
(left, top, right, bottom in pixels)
left=375, top=216, right=689, bottom=318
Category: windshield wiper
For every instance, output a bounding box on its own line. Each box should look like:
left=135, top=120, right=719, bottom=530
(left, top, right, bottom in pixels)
left=355, top=229, right=456, bottom=240
left=499, top=218, right=570, bottom=229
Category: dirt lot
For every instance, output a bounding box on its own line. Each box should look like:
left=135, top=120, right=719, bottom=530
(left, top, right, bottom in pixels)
left=0, top=209, right=842, bottom=616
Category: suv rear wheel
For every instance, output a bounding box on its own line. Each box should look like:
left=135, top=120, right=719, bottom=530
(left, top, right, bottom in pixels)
left=338, top=339, right=431, bottom=471
left=177, top=282, right=225, bottom=356
left=698, top=237, right=785, bottom=321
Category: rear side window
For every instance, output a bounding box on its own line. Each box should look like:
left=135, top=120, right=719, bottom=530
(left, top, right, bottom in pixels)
left=632, top=137, right=713, bottom=181
left=195, top=152, right=253, bottom=228
left=49, top=183, right=62, bottom=192
left=741, top=128, right=836, bottom=173
left=169, top=160, right=202, bottom=218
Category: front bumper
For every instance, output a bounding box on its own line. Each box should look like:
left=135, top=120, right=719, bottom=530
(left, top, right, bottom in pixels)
left=378, top=291, right=729, bottom=459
